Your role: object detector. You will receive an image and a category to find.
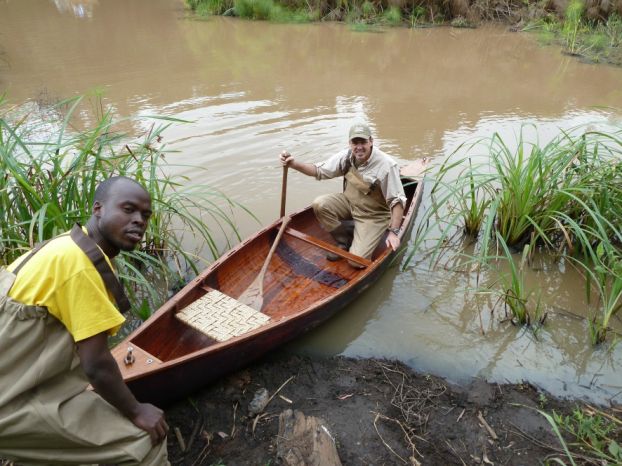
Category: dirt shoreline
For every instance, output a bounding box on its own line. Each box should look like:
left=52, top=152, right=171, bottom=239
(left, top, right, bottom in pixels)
left=164, top=352, right=604, bottom=465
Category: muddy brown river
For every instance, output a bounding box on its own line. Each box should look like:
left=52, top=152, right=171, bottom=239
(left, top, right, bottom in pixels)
left=2, top=0, right=622, bottom=404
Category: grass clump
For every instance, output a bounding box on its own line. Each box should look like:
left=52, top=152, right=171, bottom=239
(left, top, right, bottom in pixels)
left=235, top=0, right=276, bottom=20
left=185, top=0, right=445, bottom=27
left=540, top=405, right=622, bottom=465
left=0, top=94, right=248, bottom=320
left=562, top=0, right=584, bottom=54
left=383, top=6, right=403, bottom=26
left=407, top=123, right=622, bottom=342
left=495, top=238, right=546, bottom=326
left=188, top=0, right=316, bottom=21
left=529, top=11, right=622, bottom=65
left=186, top=0, right=233, bottom=15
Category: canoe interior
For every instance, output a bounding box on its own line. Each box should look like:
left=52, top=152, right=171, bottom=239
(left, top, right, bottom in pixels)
left=122, top=178, right=420, bottom=365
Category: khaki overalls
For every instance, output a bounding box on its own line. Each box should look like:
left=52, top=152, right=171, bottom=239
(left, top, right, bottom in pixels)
left=0, top=229, right=168, bottom=465
left=312, top=165, right=391, bottom=261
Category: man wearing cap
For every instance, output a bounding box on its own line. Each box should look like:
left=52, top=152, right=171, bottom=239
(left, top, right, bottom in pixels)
left=279, top=120, right=406, bottom=265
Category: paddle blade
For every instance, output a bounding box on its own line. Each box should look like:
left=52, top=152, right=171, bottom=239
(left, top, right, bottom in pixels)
left=238, top=216, right=291, bottom=311
left=238, top=276, right=264, bottom=311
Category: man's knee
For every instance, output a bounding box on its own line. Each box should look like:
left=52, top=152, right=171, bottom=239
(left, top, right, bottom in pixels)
left=312, top=194, right=333, bottom=215
left=136, top=438, right=169, bottom=466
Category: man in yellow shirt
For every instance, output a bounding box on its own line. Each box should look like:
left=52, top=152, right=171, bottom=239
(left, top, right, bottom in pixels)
left=0, top=176, right=169, bottom=465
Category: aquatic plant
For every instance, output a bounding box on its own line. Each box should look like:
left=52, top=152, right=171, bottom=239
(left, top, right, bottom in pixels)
left=405, top=124, right=622, bottom=342
left=495, top=236, right=545, bottom=326
left=488, top=129, right=583, bottom=248
left=0, top=94, right=248, bottom=318
left=586, top=243, right=622, bottom=344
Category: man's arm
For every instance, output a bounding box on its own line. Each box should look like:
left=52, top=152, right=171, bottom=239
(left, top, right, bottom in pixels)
left=279, top=151, right=318, bottom=177
left=385, top=202, right=404, bottom=251
left=76, top=333, right=169, bottom=445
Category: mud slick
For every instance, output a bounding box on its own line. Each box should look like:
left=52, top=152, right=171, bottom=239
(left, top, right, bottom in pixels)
left=164, top=353, right=593, bottom=465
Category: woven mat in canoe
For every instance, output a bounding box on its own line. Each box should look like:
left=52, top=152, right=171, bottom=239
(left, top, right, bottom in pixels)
left=176, top=289, right=270, bottom=342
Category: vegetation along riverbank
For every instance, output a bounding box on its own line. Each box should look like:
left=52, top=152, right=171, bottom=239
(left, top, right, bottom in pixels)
left=407, top=124, right=622, bottom=346
left=0, top=95, right=248, bottom=326
left=186, top=0, right=622, bottom=66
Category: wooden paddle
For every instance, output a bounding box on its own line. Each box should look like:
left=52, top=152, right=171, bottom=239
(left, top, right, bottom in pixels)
left=239, top=166, right=289, bottom=310
left=280, top=164, right=288, bottom=217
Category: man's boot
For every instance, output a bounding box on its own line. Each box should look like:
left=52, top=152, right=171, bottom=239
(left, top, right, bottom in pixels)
left=326, top=222, right=353, bottom=261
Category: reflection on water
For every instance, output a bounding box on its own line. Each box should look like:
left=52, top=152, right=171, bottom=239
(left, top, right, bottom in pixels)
left=2, top=0, right=622, bottom=404
left=52, top=0, right=98, bottom=18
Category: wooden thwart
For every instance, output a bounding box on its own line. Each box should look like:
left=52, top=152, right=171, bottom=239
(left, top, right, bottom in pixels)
left=176, top=289, right=270, bottom=342
left=285, top=228, right=372, bottom=267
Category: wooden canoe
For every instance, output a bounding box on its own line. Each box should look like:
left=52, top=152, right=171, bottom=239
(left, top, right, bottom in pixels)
left=112, top=160, right=426, bottom=406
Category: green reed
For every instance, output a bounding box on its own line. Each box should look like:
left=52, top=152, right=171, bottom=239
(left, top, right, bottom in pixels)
left=462, top=158, right=492, bottom=237
left=589, top=246, right=622, bottom=344
left=406, top=124, right=622, bottom=343
left=563, top=0, right=584, bottom=54
left=0, top=95, right=248, bottom=318
left=495, top=234, right=545, bottom=326
left=489, top=128, right=584, bottom=248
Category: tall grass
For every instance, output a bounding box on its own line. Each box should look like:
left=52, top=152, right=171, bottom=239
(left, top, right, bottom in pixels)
left=529, top=10, right=622, bottom=65
left=0, top=95, right=249, bottom=318
left=485, top=129, right=579, bottom=248
left=563, top=0, right=584, bottom=54
left=406, top=124, right=622, bottom=343
left=495, top=236, right=545, bottom=326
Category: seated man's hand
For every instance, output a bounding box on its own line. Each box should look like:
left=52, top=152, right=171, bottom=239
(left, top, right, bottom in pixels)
left=131, top=403, right=169, bottom=445
left=386, top=231, right=400, bottom=251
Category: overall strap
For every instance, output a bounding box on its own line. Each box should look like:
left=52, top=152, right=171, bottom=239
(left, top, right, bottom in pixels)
left=342, top=150, right=352, bottom=192
left=70, top=224, right=131, bottom=313
left=12, top=234, right=69, bottom=276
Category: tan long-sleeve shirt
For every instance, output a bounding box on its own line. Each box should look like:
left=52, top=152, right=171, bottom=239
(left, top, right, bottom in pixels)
left=314, top=147, right=407, bottom=209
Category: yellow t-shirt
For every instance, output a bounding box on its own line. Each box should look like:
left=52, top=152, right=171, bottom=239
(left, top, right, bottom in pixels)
left=7, top=231, right=125, bottom=342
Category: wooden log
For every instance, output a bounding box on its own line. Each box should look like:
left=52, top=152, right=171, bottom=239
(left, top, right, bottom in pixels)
left=276, top=409, right=342, bottom=466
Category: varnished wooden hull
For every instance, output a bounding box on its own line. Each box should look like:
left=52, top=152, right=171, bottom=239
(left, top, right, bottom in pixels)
left=112, top=173, right=424, bottom=406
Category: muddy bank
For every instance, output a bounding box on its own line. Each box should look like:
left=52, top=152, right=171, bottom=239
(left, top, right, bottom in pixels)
left=164, top=353, right=611, bottom=465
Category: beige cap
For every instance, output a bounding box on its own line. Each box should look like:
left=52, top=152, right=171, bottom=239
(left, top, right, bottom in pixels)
left=348, top=121, right=372, bottom=141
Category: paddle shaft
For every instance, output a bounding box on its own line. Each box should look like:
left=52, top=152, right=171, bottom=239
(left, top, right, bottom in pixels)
left=280, top=165, right=288, bottom=218
left=258, top=166, right=289, bottom=296
left=257, top=216, right=290, bottom=296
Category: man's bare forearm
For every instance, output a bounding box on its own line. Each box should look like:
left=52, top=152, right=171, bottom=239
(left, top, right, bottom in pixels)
left=280, top=151, right=317, bottom=177
left=389, top=203, right=404, bottom=230
left=290, top=159, right=317, bottom=177
left=77, top=333, right=168, bottom=444
left=77, top=334, right=142, bottom=416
